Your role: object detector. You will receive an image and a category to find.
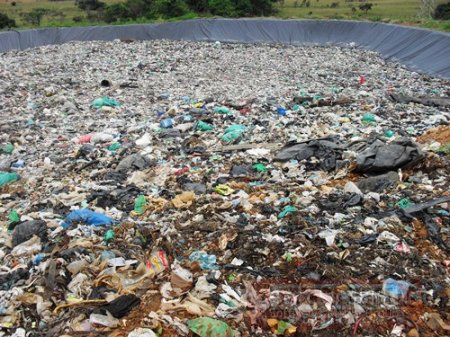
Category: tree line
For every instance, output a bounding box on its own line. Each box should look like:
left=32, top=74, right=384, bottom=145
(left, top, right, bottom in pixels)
left=78, top=0, right=277, bottom=23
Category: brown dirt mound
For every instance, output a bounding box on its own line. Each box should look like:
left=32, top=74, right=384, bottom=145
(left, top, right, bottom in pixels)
left=417, top=125, right=450, bottom=144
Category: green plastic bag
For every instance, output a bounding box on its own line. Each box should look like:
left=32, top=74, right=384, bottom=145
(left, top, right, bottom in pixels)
left=104, top=229, right=115, bottom=242
left=221, top=124, right=246, bottom=143
left=221, top=130, right=243, bottom=144
left=134, top=195, right=147, bottom=215
left=214, top=106, right=231, bottom=114
left=187, top=317, right=233, bottom=337
left=196, top=120, right=214, bottom=132
left=252, top=163, right=268, bottom=173
left=384, top=130, right=395, bottom=138
left=1, top=144, right=14, bottom=154
left=224, top=124, right=246, bottom=134
left=0, top=172, right=19, bottom=187
left=361, top=113, right=376, bottom=124
left=108, top=142, right=121, bottom=152
left=397, top=198, right=414, bottom=209
left=8, top=209, right=19, bottom=224
left=91, top=97, right=121, bottom=109
left=278, top=205, right=297, bottom=218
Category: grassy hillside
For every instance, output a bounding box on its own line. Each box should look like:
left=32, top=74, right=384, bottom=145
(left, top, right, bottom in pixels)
left=277, top=0, right=450, bottom=30
left=0, top=0, right=449, bottom=31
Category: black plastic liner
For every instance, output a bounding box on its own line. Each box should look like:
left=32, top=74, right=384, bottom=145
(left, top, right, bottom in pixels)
left=1, top=19, right=449, bottom=78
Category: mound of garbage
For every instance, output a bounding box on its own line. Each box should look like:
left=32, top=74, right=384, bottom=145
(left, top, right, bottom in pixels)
left=0, top=40, right=449, bottom=337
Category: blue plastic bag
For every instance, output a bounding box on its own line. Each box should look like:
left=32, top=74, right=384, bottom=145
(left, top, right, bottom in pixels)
left=189, top=251, right=219, bottom=270
left=61, top=209, right=115, bottom=229
left=277, top=107, right=287, bottom=116
left=160, top=118, right=173, bottom=128
left=382, top=278, right=410, bottom=299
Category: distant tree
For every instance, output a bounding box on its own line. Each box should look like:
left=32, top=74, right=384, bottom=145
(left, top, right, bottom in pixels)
left=21, top=8, right=50, bottom=26
left=306, top=0, right=310, bottom=7
left=125, top=0, right=154, bottom=19
left=246, top=0, right=277, bottom=15
left=433, top=1, right=450, bottom=19
left=294, top=0, right=299, bottom=7
left=330, top=2, right=339, bottom=8
left=208, top=0, right=235, bottom=16
left=351, top=6, right=356, bottom=13
left=73, top=15, right=83, bottom=22
left=359, top=2, right=372, bottom=13
left=11, top=2, right=16, bottom=6
left=185, top=0, right=208, bottom=12
left=0, top=12, right=16, bottom=28
left=47, top=9, right=66, bottom=22
left=76, top=0, right=105, bottom=11
left=103, top=3, right=130, bottom=22
left=156, top=0, right=187, bottom=18
left=86, top=10, right=103, bottom=21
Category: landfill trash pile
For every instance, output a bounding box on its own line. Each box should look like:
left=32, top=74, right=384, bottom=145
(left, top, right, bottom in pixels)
left=0, top=39, right=449, bottom=337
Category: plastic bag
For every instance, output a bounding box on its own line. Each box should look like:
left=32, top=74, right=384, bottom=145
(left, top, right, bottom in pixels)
left=61, top=209, right=115, bottom=229
left=187, top=317, right=233, bottom=337
left=91, top=97, right=120, bottom=108
left=224, top=124, right=246, bottom=134
left=252, top=163, right=268, bottom=172
left=214, top=184, right=235, bottom=196
left=213, top=106, right=231, bottom=114
left=128, top=328, right=157, bottom=337
left=189, top=251, right=219, bottom=270
left=382, top=278, right=410, bottom=299
left=1, top=144, right=14, bottom=154
left=172, top=191, right=196, bottom=208
left=0, top=172, right=19, bottom=186
left=134, top=195, right=147, bottom=215
left=278, top=205, right=297, bottom=218
left=196, top=121, right=214, bottom=131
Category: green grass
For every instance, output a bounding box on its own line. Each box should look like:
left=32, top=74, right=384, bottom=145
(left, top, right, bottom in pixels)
left=0, top=0, right=122, bottom=27
left=276, top=0, right=450, bottom=31
left=0, top=0, right=449, bottom=31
